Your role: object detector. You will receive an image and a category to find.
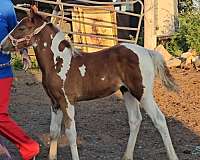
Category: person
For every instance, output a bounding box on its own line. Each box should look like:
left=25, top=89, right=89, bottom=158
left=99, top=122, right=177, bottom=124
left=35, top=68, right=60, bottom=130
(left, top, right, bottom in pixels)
left=0, top=0, right=40, bottom=159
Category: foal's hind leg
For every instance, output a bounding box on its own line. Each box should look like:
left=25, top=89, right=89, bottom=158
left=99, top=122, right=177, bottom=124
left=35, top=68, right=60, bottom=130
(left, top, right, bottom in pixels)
left=65, top=104, right=79, bottom=160
left=122, top=92, right=142, bottom=160
left=141, top=94, right=178, bottom=160
left=49, top=106, right=63, bottom=160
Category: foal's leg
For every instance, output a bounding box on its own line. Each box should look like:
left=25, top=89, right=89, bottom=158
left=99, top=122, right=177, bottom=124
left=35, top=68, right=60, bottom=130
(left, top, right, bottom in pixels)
left=65, top=104, right=79, bottom=160
left=49, top=106, right=63, bottom=160
left=122, top=92, right=142, bottom=160
left=141, top=94, right=178, bottom=160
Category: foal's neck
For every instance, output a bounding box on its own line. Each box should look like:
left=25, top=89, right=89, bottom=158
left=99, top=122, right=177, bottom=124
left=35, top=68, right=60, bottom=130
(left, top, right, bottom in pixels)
left=33, top=23, right=59, bottom=74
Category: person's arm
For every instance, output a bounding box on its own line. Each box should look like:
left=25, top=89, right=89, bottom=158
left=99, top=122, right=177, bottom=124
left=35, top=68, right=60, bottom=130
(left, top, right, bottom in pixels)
left=6, top=3, right=18, bottom=32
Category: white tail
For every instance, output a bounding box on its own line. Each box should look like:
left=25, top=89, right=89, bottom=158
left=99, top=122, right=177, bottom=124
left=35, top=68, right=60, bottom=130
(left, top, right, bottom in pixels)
left=149, top=50, right=179, bottom=92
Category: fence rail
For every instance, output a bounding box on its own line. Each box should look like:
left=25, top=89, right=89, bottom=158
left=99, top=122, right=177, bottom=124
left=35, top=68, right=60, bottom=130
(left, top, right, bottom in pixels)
left=14, top=0, right=143, bottom=51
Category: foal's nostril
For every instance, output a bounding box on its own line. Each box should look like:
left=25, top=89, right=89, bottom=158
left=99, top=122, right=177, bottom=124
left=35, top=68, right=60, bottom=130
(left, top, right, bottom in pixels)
left=1, top=43, right=12, bottom=53
left=1, top=37, right=13, bottom=51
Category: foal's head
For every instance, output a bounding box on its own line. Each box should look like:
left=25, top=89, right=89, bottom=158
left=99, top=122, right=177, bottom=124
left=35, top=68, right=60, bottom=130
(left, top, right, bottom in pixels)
left=1, top=6, right=48, bottom=52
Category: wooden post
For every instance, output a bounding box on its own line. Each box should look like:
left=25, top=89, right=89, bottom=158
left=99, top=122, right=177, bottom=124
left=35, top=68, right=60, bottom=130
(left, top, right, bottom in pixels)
left=144, top=0, right=157, bottom=49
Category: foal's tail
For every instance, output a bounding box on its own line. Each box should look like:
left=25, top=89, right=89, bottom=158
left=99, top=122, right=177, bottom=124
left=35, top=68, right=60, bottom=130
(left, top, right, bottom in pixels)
left=148, top=50, right=179, bottom=92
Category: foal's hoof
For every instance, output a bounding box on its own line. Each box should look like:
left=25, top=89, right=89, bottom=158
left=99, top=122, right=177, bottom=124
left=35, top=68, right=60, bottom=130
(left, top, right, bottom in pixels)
left=169, top=156, right=179, bottom=160
left=168, top=153, right=179, bottom=160
left=122, top=155, right=133, bottom=160
left=49, top=156, right=57, bottom=160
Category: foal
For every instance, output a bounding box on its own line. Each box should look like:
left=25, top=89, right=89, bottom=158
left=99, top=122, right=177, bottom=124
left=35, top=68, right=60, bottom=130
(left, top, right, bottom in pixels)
left=1, top=8, right=179, bottom=160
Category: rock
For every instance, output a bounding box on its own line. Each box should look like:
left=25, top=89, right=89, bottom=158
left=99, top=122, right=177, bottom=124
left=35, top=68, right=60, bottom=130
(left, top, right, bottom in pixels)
left=181, top=49, right=198, bottom=66
left=166, top=57, right=181, bottom=68
left=192, top=56, right=200, bottom=71
left=155, top=45, right=181, bottom=67
left=183, top=149, right=192, bottom=154
left=181, top=49, right=197, bottom=58
left=155, top=44, right=173, bottom=61
left=192, top=146, right=200, bottom=155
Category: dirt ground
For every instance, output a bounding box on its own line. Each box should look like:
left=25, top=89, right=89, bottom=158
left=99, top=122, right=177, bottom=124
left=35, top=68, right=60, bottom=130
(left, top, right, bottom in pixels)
left=1, top=68, right=200, bottom=160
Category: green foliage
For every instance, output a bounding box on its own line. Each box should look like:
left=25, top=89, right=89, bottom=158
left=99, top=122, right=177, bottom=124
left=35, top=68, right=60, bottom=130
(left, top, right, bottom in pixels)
left=166, top=10, right=200, bottom=56
left=12, top=54, right=39, bottom=70
left=12, top=55, right=23, bottom=70
left=31, top=58, right=39, bottom=69
left=179, top=0, right=193, bottom=12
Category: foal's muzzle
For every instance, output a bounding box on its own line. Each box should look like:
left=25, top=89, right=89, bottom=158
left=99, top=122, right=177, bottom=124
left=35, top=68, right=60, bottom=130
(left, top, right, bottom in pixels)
left=0, top=38, right=15, bottom=53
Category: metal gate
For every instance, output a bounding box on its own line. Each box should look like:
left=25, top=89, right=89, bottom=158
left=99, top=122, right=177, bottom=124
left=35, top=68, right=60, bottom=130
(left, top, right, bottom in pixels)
left=15, top=0, right=143, bottom=52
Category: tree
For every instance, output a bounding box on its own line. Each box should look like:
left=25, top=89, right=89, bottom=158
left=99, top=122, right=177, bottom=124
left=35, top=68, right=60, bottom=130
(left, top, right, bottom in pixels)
left=179, top=0, right=200, bottom=12
left=166, top=10, right=200, bottom=56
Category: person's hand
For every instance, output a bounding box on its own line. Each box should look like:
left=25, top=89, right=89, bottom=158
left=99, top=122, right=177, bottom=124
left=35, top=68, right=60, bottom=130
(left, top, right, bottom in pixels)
left=21, top=49, right=31, bottom=71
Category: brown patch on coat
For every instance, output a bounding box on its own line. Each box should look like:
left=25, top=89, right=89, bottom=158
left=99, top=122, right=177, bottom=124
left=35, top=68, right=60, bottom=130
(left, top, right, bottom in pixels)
left=116, top=45, right=144, bottom=101
left=58, top=40, right=71, bottom=52
left=64, top=45, right=144, bottom=102
left=55, top=56, right=63, bottom=73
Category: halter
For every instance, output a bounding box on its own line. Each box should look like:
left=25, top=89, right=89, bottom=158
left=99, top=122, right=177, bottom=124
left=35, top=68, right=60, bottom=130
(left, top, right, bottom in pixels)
left=8, top=22, right=47, bottom=49
left=0, top=61, right=11, bottom=68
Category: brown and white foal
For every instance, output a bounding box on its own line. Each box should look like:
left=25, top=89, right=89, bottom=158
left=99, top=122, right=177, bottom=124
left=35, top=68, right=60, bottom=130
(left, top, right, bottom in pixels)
left=1, top=8, right=179, bottom=160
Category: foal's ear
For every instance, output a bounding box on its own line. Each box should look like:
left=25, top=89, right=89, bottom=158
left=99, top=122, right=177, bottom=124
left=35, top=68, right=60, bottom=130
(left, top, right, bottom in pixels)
left=28, top=5, right=49, bottom=22
left=29, top=5, right=38, bottom=18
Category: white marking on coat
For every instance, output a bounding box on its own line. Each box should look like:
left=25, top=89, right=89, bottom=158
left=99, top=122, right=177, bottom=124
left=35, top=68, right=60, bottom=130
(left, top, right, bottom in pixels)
left=50, top=34, right=54, bottom=40
left=121, top=43, right=154, bottom=91
left=32, top=42, right=38, bottom=48
left=44, top=42, right=48, bottom=47
left=51, top=32, right=72, bottom=80
left=50, top=106, right=63, bottom=138
left=78, top=64, right=86, bottom=77
left=63, top=92, right=79, bottom=159
left=101, top=77, right=105, bottom=81
left=50, top=32, right=79, bottom=159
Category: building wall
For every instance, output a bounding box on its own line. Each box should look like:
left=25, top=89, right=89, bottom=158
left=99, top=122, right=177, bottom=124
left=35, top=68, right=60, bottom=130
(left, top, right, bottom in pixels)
left=144, top=0, right=178, bottom=49
left=155, top=0, right=178, bottom=37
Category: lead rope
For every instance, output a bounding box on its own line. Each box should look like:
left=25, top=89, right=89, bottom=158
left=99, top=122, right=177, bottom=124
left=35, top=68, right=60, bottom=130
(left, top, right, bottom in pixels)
left=0, top=61, right=12, bottom=68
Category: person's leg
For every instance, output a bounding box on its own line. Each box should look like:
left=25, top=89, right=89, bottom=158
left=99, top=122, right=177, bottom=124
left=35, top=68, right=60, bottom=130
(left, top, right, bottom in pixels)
left=0, top=78, right=39, bottom=160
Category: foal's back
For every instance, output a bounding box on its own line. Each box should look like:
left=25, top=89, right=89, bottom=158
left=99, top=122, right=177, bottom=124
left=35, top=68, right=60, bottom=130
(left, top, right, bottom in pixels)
left=64, top=44, right=144, bottom=102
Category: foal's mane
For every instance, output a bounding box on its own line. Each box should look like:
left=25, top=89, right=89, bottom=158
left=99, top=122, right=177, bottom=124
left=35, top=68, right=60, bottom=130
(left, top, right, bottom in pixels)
left=30, top=11, right=46, bottom=23
left=64, top=34, right=81, bottom=57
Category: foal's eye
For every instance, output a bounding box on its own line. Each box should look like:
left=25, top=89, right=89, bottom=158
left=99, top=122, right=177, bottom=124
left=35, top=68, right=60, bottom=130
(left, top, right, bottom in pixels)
left=18, top=26, right=26, bottom=31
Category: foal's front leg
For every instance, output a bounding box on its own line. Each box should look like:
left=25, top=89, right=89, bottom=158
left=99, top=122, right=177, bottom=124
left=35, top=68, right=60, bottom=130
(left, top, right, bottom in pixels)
left=65, top=103, right=79, bottom=160
left=58, top=95, right=72, bottom=129
left=49, top=106, right=63, bottom=160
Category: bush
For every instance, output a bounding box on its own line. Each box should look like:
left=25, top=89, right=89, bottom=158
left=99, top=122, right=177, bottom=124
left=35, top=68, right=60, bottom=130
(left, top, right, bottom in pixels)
left=30, top=58, right=39, bottom=69
left=166, top=10, right=200, bottom=56
left=12, top=55, right=23, bottom=70
left=12, top=54, right=39, bottom=70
